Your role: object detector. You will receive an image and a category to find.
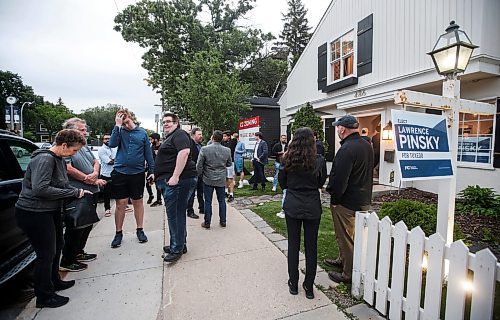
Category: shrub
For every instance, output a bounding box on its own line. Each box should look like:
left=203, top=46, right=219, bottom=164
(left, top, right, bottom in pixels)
left=456, top=185, right=500, bottom=217
left=378, top=199, right=437, bottom=236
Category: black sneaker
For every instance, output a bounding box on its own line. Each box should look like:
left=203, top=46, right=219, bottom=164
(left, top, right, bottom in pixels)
left=59, top=262, right=88, bottom=272
left=111, top=233, right=123, bottom=248
left=227, top=195, right=234, bottom=203
left=163, top=245, right=187, bottom=254
left=150, top=201, right=162, bottom=207
left=163, top=252, right=182, bottom=263
left=187, top=212, right=199, bottom=219
left=76, top=252, right=97, bottom=262
left=137, top=230, right=148, bottom=243
left=36, top=294, right=69, bottom=308
left=147, top=196, right=154, bottom=204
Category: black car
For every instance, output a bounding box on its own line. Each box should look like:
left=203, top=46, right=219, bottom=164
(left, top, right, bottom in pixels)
left=0, top=130, right=37, bottom=285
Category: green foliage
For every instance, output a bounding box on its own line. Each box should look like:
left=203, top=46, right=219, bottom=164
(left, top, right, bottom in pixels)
left=114, top=0, right=270, bottom=119
left=456, top=185, right=500, bottom=217
left=378, top=199, right=437, bottom=236
left=277, top=0, right=312, bottom=69
left=31, top=103, right=75, bottom=137
left=78, top=104, right=139, bottom=138
left=179, top=49, right=250, bottom=134
left=240, top=54, right=288, bottom=97
left=291, top=103, right=327, bottom=149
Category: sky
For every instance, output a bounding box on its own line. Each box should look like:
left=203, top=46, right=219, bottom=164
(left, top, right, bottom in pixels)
left=0, top=0, right=330, bottom=131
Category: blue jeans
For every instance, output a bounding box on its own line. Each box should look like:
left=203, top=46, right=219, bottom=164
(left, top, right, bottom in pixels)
left=203, top=184, right=226, bottom=225
left=273, top=161, right=281, bottom=188
left=157, top=176, right=197, bottom=253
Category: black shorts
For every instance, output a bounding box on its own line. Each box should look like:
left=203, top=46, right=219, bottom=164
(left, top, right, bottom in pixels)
left=110, top=171, right=145, bottom=200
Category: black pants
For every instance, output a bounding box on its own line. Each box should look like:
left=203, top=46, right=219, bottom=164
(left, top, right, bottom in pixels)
left=285, top=215, right=321, bottom=289
left=146, top=173, right=162, bottom=200
left=16, top=208, right=63, bottom=300
left=252, top=160, right=266, bottom=187
left=61, top=194, right=97, bottom=265
left=187, top=175, right=204, bottom=214
left=100, top=175, right=112, bottom=210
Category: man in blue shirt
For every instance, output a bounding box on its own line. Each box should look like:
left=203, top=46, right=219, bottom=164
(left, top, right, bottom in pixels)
left=109, top=109, right=155, bottom=248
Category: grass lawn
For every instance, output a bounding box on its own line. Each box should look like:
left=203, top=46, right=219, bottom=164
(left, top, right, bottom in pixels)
left=233, top=159, right=284, bottom=197
left=251, top=201, right=341, bottom=272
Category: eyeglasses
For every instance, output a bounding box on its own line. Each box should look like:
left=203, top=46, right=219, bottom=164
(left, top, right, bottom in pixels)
left=163, top=120, right=175, bottom=124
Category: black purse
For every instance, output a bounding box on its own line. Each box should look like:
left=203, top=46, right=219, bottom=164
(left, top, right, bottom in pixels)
left=64, top=194, right=99, bottom=229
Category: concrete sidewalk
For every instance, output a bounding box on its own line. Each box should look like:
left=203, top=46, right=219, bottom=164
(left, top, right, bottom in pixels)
left=17, top=198, right=348, bottom=320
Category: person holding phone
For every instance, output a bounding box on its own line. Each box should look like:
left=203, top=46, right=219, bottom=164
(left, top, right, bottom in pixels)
left=109, top=109, right=155, bottom=248
left=16, top=129, right=90, bottom=308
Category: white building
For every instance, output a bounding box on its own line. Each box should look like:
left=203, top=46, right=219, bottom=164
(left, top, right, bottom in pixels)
left=279, top=0, right=500, bottom=193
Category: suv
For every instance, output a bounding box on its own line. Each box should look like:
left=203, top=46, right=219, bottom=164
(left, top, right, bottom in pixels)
left=0, top=130, right=37, bottom=285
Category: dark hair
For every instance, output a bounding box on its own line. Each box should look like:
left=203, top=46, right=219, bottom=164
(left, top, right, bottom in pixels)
left=282, top=127, right=316, bottom=172
left=191, top=127, right=201, bottom=135
left=54, top=129, right=86, bottom=147
left=255, top=132, right=263, bottom=139
left=149, top=133, right=161, bottom=140
left=223, top=130, right=231, bottom=136
left=212, top=130, right=223, bottom=142
left=163, top=112, right=179, bottom=123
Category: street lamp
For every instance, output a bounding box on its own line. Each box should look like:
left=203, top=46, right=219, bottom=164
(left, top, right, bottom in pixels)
left=20, top=101, right=34, bottom=138
left=429, top=21, right=477, bottom=244
left=428, top=21, right=478, bottom=78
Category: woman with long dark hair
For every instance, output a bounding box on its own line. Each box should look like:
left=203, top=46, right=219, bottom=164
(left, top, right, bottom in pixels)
left=279, top=127, right=327, bottom=299
left=16, top=129, right=89, bottom=308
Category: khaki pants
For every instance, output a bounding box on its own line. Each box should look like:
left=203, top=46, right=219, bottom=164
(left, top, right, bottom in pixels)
left=330, top=204, right=355, bottom=279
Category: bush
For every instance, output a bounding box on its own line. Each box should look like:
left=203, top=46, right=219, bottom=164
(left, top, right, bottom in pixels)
left=456, top=185, right=500, bottom=217
left=378, top=199, right=437, bottom=236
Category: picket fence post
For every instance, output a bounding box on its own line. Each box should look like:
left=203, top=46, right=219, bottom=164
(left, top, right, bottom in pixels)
left=363, top=212, right=380, bottom=305
left=470, top=249, right=497, bottom=320
left=405, top=226, right=425, bottom=320
left=389, top=221, right=409, bottom=320
left=352, top=211, right=369, bottom=298
left=423, top=233, right=446, bottom=320
left=375, top=216, right=392, bottom=315
left=445, top=240, right=469, bottom=320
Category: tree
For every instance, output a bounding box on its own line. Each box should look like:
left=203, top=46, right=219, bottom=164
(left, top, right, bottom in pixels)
left=114, top=0, right=270, bottom=118
left=78, top=104, right=139, bottom=138
left=31, top=103, right=75, bottom=138
left=178, top=49, right=250, bottom=134
left=278, top=0, right=312, bottom=69
left=292, top=103, right=326, bottom=146
left=240, top=54, right=288, bottom=97
left=0, top=70, right=44, bottom=130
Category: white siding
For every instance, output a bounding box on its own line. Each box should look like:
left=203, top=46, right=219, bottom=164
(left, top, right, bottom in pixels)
left=285, top=0, right=498, bottom=112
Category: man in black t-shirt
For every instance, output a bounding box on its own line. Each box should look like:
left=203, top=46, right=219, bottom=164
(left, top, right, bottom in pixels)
left=154, top=113, right=197, bottom=263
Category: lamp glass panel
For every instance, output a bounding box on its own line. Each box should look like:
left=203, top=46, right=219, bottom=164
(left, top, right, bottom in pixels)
left=433, top=46, right=458, bottom=73
left=457, top=46, right=473, bottom=70
left=435, top=32, right=457, bottom=49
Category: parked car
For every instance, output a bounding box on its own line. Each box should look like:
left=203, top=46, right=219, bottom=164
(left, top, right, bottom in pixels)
left=34, top=142, right=52, bottom=149
left=0, top=130, right=37, bottom=285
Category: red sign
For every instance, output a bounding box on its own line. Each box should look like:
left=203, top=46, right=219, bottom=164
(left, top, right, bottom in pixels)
left=239, top=116, right=260, bottom=130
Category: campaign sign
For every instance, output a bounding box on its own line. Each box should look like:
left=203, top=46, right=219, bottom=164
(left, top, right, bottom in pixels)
left=392, top=110, right=453, bottom=181
left=458, top=136, right=492, bottom=164
left=239, top=116, right=260, bottom=158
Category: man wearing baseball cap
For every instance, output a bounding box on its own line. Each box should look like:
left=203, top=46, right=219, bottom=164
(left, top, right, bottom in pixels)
left=324, top=114, right=373, bottom=284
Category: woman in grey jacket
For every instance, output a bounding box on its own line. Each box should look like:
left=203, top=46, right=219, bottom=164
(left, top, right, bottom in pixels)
left=16, top=129, right=89, bottom=308
left=278, top=127, right=327, bottom=300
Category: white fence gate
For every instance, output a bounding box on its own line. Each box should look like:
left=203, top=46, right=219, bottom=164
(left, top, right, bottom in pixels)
left=352, top=211, right=499, bottom=320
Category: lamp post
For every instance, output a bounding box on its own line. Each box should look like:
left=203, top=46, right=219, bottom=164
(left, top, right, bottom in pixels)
left=427, top=21, right=477, bottom=243
left=20, top=101, right=34, bottom=138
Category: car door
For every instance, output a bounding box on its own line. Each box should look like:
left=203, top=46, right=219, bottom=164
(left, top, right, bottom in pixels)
left=0, top=137, right=37, bottom=283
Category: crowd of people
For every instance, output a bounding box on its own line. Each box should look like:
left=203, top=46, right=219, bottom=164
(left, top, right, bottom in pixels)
left=15, top=110, right=374, bottom=307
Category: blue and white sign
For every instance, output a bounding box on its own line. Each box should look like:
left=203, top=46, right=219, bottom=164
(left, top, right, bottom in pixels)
left=392, top=110, right=453, bottom=181
left=458, top=136, right=492, bottom=164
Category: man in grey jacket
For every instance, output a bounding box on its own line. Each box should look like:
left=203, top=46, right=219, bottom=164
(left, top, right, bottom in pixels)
left=196, top=130, right=232, bottom=229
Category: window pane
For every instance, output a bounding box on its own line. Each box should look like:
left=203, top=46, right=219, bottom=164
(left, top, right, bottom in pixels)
left=333, top=60, right=341, bottom=80
left=342, top=30, right=354, bottom=56
left=343, top=54, right=354, bottom=76
left=333, top=40, right=340, bottom=60
left=458, top=112, right=494, bottom=165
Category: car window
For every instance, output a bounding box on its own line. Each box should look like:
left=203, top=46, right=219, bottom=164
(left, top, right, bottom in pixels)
left=6, top=140, right=37, bottom=172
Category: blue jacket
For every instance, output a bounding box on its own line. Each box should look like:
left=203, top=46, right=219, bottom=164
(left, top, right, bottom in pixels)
left=109, top=125, right=155, bottom=175
left=253, top=140, right=269, bottom=165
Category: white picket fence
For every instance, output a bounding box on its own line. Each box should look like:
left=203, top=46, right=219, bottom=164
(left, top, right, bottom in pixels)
left=352, top=211, right=500, bottom=320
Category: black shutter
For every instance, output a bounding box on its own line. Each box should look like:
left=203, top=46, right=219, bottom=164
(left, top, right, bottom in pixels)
left=317, top=43, right=327, bottom=91
left=494, top=98, right=500, bottom=168
left=357, top=14, right=373, bottom=77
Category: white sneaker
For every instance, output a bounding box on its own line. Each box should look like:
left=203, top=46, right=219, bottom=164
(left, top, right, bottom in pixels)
left=238, top=181, right=244, bottom=189
left=276, top=211, right=285, bottom=219
left=272, top=186, right=277, bottom=192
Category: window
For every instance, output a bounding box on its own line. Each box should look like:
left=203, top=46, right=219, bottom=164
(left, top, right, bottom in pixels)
left=330, top=30, right=355, bottom=82
left=7, top=140, right=37, bottom=172
left=457, top=112, right=495, bottom=165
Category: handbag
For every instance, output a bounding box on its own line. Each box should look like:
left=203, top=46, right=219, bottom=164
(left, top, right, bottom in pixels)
left=64, top=193, right=99, bottom=229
